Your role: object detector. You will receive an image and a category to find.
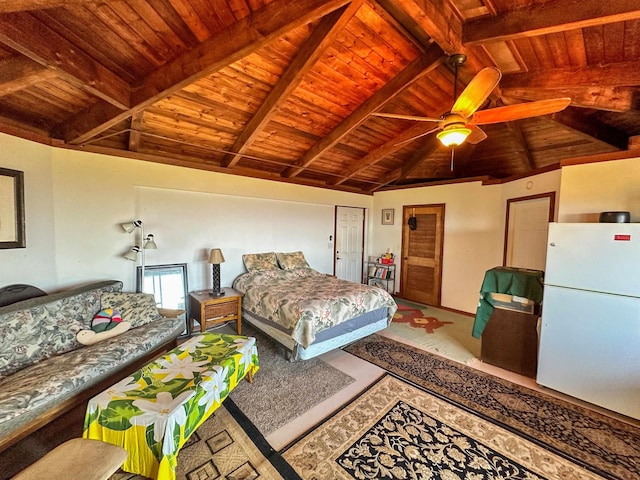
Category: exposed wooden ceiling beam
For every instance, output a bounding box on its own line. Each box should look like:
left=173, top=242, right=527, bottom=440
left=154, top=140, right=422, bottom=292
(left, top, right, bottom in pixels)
left=378, top=135, right=441, bottom=190
left=57, top=0, right=352, bottom=145
left=505, top=121, right=535, bottom=170
left=378, top=0, right=461, bottom=54
left=0, top=1, right=99, bottom=13
left=331, top=122, right=438, bottom=185
left=451, top=143, right=476, bottom=178
left=464, top=0, right=640, bottom=45
left=0, top=12, right=130, bottom=109
left=501, top=87, right=639, bottom=112
left=500, top=62, right=640, bottom=90
left=72, top=142, right=366, bottom=194
left=378, top=0, right=497, bottom=75
left=0, top=55, right=56, bottom=96
left=283, top=44, right=446, bottom=178
left=128, top=112, right=144, bottom=152
left=400, top=137, right=443, bottom=179
left=0, top=113, right=54, bottom=143
left=551, top=109, right=628, bottom=150
left=222, top=1, right=362, bottom=168
left=374, top=0, right=435, bottom=50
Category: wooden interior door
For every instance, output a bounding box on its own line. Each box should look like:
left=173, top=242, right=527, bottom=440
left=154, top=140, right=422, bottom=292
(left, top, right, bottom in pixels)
left=400, top=204, right=445, bottom=305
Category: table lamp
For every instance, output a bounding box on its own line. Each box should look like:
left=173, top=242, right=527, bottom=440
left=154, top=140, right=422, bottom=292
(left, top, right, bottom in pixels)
left=208, top=248, right=225, bottom=296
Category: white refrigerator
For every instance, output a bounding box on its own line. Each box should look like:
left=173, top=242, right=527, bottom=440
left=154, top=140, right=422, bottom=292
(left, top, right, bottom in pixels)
left=537, top=222, right=640, bottom=420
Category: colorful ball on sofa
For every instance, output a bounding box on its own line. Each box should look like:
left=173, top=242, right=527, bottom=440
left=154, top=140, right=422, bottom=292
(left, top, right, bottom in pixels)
left=91, top=308, right=122, bottom=333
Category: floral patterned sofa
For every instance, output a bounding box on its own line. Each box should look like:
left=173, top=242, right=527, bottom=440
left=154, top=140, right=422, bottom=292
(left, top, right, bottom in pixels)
left=0, top=280, right=185, bottom=451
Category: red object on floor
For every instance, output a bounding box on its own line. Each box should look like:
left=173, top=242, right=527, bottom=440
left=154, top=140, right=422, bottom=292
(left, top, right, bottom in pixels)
left=393, top=304, right=452, bottom=334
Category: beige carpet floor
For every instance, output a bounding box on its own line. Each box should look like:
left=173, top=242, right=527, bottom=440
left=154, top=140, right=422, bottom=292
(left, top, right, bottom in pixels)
left=228, top=323, right=355, bottom=436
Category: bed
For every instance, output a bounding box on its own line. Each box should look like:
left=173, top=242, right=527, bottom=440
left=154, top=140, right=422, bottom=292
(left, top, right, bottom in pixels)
left=232, top=251, right=398, bottom=360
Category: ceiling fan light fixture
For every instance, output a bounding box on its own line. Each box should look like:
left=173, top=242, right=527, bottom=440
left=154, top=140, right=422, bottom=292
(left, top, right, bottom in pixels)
left=436, top=124, right=471, bottom=147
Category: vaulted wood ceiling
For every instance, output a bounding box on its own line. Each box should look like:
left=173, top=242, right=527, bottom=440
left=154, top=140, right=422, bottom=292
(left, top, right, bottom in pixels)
left=1, top=0, right=639, bottom=194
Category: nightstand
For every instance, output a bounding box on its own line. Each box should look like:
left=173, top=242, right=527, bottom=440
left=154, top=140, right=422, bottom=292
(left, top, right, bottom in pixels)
left=188, top=288, right=242, bottom=334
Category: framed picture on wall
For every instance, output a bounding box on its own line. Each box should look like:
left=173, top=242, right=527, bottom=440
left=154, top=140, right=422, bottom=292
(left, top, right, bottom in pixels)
left=0, top=168, right=25, bottom=249
left=382, top=208, right=394, bottom=225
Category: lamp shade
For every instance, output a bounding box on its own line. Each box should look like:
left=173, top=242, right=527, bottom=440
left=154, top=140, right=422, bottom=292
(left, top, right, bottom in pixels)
left=123, top=246, right=140, bottom=261
left=121, top=220, right=142, bottom=233
left=144, top=234, right=157, bottom=249
left=436, top=124, right=471, bottom=147
left=208, top=248, right=225, bottom=264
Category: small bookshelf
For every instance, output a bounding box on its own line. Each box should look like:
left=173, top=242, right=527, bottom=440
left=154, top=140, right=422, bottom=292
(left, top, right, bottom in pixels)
left=365, top=262, right=395, bottom=293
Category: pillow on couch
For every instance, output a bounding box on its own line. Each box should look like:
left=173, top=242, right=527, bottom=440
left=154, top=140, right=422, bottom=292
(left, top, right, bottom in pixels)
left=100, top=293, right=160, bottom=328
left=242, top=252, right=279, bottom=272
left=76, top=308, right=131, bottom=345
left=276, top=251, right=310, bottom=270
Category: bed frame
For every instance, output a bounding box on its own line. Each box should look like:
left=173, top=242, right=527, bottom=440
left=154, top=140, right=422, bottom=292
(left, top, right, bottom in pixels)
left=242, top=307, right=390, bottom=360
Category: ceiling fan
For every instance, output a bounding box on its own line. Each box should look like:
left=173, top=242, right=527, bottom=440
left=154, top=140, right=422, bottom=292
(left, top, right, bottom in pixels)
left=373, top=54, right=572, bottom=148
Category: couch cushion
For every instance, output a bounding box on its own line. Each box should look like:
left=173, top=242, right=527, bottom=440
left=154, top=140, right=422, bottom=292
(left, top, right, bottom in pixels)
left=0, top=281, right=123, bottom=378
left=100, top=293, right=160, bottom=328
left=0, top=316, right=184, bottom=435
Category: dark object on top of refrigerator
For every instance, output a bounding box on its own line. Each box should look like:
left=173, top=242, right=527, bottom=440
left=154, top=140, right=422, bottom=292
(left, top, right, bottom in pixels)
left=598, top=211, right=630, bottom=223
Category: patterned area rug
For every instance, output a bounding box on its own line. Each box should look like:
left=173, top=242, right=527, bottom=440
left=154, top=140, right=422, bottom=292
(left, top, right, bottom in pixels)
left=112, top=398, right=300, bottom=480
left=283, top=375, right=608, bottom=480
left=343, top=335, right=640, bottom=480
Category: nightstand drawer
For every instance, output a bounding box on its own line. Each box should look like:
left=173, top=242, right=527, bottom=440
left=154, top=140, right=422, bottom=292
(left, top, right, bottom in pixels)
left=205, top=301, right=237, bottom=319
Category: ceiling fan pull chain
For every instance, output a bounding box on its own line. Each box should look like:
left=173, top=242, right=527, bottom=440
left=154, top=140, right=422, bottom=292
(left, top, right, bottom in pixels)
left=450, top=148, right=455, bottom=171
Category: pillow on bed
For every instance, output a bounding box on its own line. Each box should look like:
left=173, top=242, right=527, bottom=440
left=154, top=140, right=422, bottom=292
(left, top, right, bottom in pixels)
left=276, top=251, right=310, bottom=270
left=242, top=252, right=279, bottom=272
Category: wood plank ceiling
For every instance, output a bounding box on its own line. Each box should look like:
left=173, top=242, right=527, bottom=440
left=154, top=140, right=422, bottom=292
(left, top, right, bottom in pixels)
left=1, top=0, right=639, bottom=194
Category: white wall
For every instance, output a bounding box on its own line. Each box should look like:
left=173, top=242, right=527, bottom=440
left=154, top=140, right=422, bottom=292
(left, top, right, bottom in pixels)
left=1, top=135, right=57, bottom=284
left=557, top=156, right=640, bottom=222
left=500, top=171, right=561, bottom=221
left=371, top=170, right=562, bottom=314
left=372, top=182, right=502, bottom=313
left=1, top=133, right=372, bottom=292
left=4, top=131, right=636, bottom=313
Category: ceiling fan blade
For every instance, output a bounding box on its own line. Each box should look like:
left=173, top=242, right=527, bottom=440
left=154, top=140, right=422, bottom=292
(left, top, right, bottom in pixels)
left=451, top=67, right=501, bottom=118
left=372, top=112, right=442, bottom=122
left=466, top=125, right=487, bottom=144
left=394, top=126, right=441, bottom=146
left=471, top=97, right=572, bottom=125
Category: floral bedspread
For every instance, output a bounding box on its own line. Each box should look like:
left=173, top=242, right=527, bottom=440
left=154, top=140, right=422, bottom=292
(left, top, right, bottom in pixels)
left=233, top=268, right=397, bottom=348
left=83, top=333, right=259, bottom=480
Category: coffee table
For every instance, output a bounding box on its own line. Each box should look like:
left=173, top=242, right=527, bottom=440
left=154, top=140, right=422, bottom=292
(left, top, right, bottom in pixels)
left=83, top=332, right=258, bottom=480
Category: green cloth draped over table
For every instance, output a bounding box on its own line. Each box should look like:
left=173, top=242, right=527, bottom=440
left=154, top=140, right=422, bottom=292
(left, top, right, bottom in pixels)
left=472, top=267, right=544, bottom=338
left=83, top=332, right=259, bottom=480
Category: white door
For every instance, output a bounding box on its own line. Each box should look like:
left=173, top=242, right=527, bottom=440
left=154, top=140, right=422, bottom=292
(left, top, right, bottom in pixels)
left=335, top=206, right=364, bottom=283
left=505, top=194, right=553, bottom=271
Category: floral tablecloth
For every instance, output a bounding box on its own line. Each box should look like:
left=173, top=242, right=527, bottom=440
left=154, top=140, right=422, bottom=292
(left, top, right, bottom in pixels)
left=83, top=332, right=259, bottom=480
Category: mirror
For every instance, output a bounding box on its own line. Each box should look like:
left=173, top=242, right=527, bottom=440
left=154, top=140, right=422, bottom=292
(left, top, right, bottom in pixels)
left=137, top=263, right=189, bottom=335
